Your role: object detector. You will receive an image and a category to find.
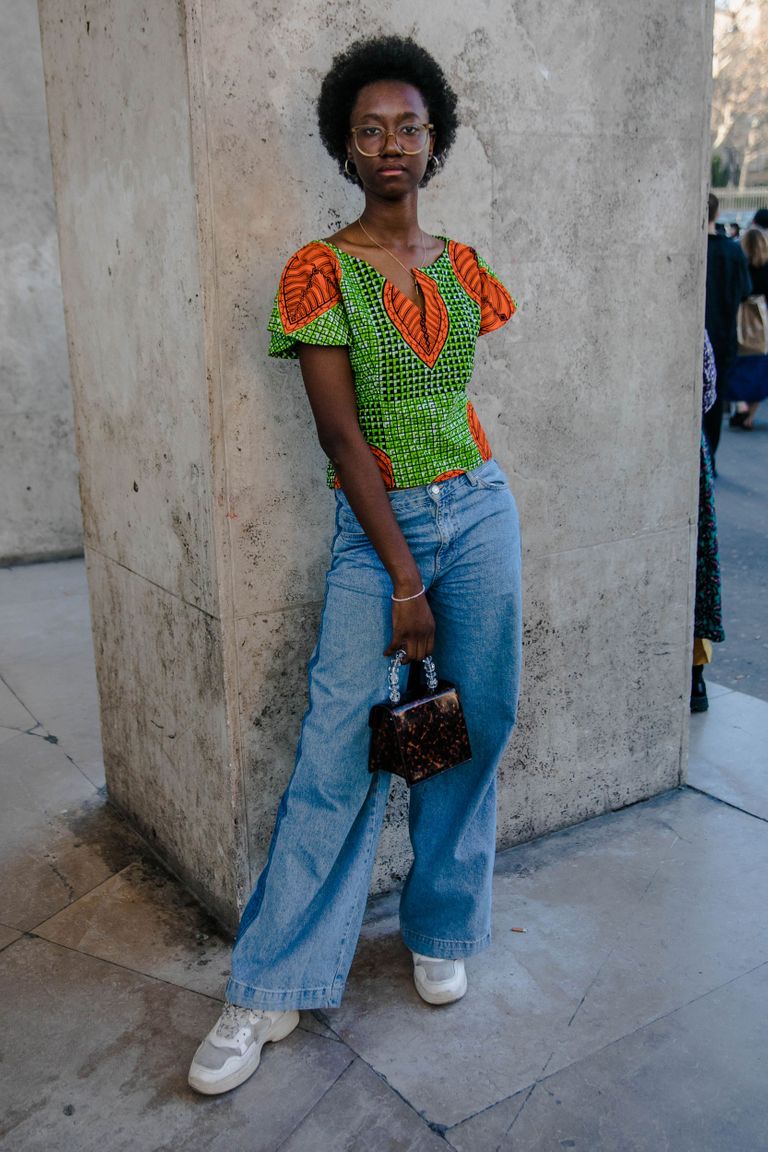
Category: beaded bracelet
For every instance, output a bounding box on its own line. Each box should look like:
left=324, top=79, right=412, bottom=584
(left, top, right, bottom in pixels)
left=391, top=584, right=426, bottom=603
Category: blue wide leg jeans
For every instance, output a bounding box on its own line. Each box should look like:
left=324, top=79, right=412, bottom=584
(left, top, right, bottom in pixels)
left=226, top=458, right=523, bottom=1011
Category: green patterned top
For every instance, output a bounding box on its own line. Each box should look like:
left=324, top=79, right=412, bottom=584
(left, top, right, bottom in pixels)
left=268, top=237, right=516, bottom=490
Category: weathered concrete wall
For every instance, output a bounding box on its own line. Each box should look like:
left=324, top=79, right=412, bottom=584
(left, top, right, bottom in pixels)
left=37, top=0, right=245, bottom=926
left=38, top=0, right=714, bottom=928
left=198, top=0, right=714, bottom=894
left=1, top=0, right=82, bottom=563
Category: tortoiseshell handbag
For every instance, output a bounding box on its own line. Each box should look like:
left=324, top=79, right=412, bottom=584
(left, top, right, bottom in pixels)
left=368, top=650, right=472, bottom=786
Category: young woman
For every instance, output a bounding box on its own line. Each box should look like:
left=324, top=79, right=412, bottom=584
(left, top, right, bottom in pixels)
left=189, top=35, right=522, bottom=1095
left=728, top=226, right=768, bottom=429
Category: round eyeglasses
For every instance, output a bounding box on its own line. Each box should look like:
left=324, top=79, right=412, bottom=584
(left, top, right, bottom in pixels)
left=350, top=122, right=434, bottom=157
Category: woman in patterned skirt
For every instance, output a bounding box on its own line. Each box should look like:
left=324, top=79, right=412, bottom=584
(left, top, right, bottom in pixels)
left=692, top=331, right=725, bottom=711
left=189, top=35, right=522, bottom=1095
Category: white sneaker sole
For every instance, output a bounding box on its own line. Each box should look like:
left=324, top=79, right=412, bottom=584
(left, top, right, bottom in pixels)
left=413, top=962, right=468, bottom=1005
left=188, top=1010, right=300, bottom=1095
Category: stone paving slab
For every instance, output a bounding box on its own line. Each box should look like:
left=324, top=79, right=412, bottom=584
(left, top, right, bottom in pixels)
left=35, top=704, right=106, bottom=790
left=0, top=732, right=140, bottom=930
left=0, top=677, right=37, bottom=729
left=37, top=858, right=233, bottom=998
left=700, top=681, right=733, bottom=701
left=328, top=788, right=768, bottom=1129
left=0, top=557, right=87, bottom=606
left=0, top=923, right=22, bottom=951
left=447, top=959, right=768, bottom=1152
left=0, top=935, right=353, bottom=1152
left=688, top=688, right=768, bottom=820
left=279, top=1057, right=447, bottom=1152
left=0, top=722, right=26, bottom=747
left=0, top=660, right=105, bottom=785
left=0, top=560, right=105, bottom=785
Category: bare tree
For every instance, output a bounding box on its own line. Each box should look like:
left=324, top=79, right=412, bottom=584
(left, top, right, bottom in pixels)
left=711, top=0, right=768, bottom=186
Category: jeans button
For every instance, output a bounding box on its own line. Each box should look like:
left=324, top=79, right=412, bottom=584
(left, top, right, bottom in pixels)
left=430, top=484, right=440, bottom=496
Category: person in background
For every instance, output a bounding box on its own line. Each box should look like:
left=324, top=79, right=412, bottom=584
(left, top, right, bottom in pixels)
left=729, top=226, right=768, bottom=429
left=704, top=192, right=752, bottom=470
left=692, top=331, right=725, bottom=712
left=728, top=222, right=741, bottom=240
left=751, top=207, right=768, bottom=233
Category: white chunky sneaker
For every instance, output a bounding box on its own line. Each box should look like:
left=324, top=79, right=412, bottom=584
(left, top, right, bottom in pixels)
left=188, top=1002, right=300, bottom=1094
left=412, top=952, right=468, bottom=1005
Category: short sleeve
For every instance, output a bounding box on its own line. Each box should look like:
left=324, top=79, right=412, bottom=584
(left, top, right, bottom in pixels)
left=448, top=241, right=517, bottom=335
left=268, top=242, right=351, bottom=359
left=474, top=252, right=518, bottom=335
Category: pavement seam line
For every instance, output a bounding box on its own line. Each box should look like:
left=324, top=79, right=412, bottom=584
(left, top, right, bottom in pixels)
left=495, top=1082, right=536, bottom=1151
left=271, top=1058, right=356, bottom=1152
left=0, top=672, right=40, bottom=728
left=15, top=723, right=104, bottom=792
left=24, top=860, right=140, bottom=935
left=16, top=930, right=229, bottom=1004
left=562, top=827, right=679, bottom=1034
left=0, top=932, right=22, bottom=956
left=297, top=1020, right=346, bottom=1045
left=361, top=1061, right=453, bottom=1144
left=0, top=672, right=103, bottom=792
left=443, top=955, right=768, bottom=1136
left=683, top=782, right=768, bottom=825
left=540, top=954, right=768, bottom=1085
left=313, top=1009, right=452, bottom=1142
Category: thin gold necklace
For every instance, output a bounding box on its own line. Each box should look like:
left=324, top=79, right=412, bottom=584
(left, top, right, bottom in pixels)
left=357, top=216, right=429, bottom=296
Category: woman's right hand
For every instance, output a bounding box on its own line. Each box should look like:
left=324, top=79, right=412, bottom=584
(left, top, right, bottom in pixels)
left=385, top=594, right=435, bottom=662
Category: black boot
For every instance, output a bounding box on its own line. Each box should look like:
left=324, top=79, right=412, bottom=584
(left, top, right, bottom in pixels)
left=691, top=665, right=708, bottom=713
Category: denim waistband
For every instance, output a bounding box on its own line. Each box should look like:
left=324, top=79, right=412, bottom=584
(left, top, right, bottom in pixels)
left=335, top=457, right=505, bottom=513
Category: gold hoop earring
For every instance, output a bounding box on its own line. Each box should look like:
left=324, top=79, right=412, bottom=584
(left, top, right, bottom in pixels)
left=344, top=158, right=358, bottom=178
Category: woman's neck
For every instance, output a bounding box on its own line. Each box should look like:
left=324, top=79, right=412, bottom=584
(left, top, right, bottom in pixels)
left=359, top=194, right=422, bottom=245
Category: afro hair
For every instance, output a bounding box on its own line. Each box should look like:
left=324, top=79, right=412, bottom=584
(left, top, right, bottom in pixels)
left=317, top=35, right=458, bottom=185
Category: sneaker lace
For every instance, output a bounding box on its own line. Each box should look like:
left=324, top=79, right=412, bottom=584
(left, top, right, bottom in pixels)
left=216, top=1002, right=266, bottom=1040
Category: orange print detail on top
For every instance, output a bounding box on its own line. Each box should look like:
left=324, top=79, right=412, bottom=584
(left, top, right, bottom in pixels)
left=382, top=272, right=450, bottom=368
left=278, top=243, right=343, bottom=334
left=467, top=402, right=492, bottom=462
left=448, top=241, right=516, bottom=334
left=431, top=469, right=467, bottom=483
left=333, top=444, right=396, bottom=491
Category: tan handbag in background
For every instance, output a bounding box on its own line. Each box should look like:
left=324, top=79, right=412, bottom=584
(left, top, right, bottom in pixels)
left=737, top=294, right=768, bottom=356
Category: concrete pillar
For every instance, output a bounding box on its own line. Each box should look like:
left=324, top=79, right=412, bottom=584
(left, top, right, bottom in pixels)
left=37, top=0, right=714, bottom=930
left=1, top=0, right=82, bottom=563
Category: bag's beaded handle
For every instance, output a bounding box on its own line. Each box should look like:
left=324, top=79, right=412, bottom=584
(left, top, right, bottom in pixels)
left=422, top=655, right=439, bottom=693
left=388, top=649, right=439, bottom=704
